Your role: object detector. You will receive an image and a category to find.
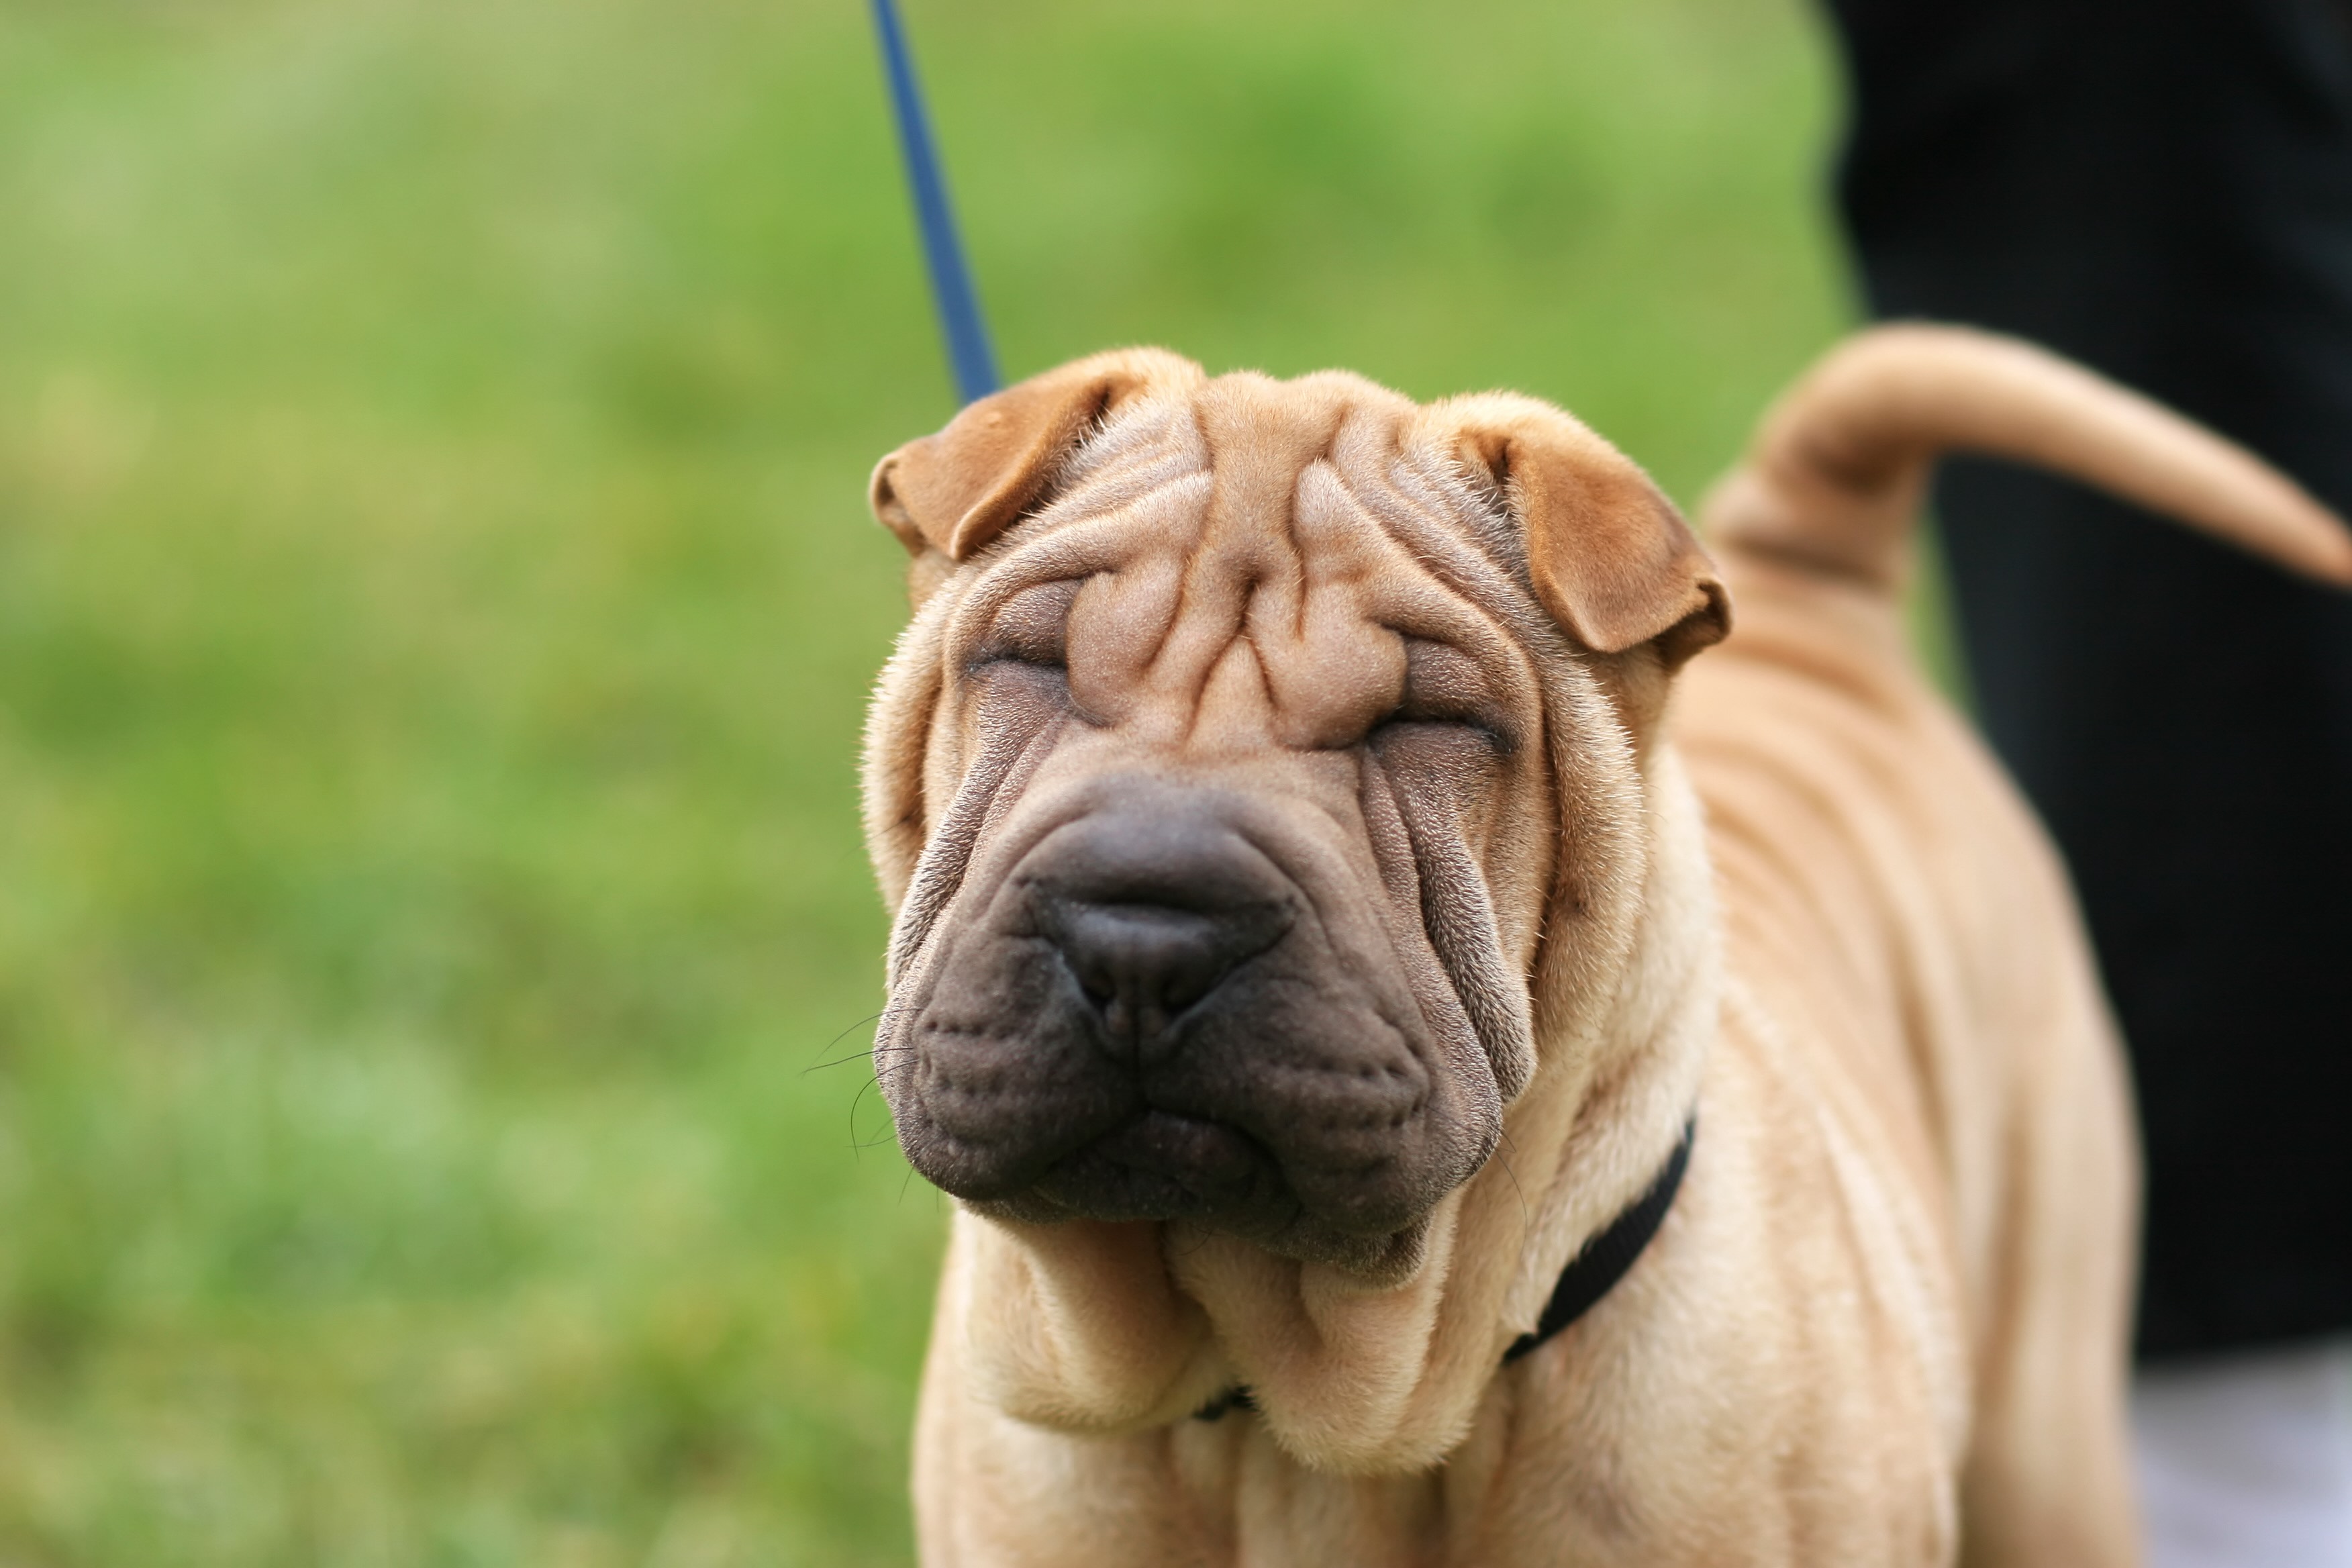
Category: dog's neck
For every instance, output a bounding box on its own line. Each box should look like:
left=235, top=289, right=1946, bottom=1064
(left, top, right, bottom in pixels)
left=946, top=743, right=1721, bottom=1474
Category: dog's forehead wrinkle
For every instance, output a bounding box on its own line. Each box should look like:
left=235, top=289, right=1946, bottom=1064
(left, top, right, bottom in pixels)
left=966, top=401, right=1209, bottom=583
left=1383, top=433, right=1532, bottom=575
left=1028, top=464, right=1202, bottom=541
left=942, top=369, right=1601, bottom=785
left=948, top=473, right=1215, bottom=701
left=1056, top=389, right=1206, bottom=492
left=1180, top=636, right=1276, bottom=754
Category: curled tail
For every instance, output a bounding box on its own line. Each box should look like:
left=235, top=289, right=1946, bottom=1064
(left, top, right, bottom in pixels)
left=1702, top=323, right=2352, bottom=589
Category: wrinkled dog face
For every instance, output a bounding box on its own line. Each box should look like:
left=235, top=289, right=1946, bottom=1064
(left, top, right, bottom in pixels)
left=863, top=351, right=1725, bottom=1275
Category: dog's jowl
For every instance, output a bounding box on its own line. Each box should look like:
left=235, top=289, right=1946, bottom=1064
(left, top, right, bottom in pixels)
left=858, top=330, right=2352, bottom=1567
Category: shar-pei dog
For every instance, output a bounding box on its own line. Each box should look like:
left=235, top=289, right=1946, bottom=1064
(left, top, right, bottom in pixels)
left=854, top=326, right=2352, bottom=1567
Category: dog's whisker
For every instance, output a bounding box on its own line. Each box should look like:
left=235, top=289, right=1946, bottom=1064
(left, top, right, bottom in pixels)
left=846, top=1073, right=886, bottom=1158
left=801, top=1008, right=924, bottom=1076
left=810, top=1042, right=921, bottom=1075
left=1495, top=1148, right=1530, bottom=1236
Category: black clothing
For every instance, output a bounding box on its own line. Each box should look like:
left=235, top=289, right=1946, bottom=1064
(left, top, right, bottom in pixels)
left=1824, top=0, right=2352, bottom=1360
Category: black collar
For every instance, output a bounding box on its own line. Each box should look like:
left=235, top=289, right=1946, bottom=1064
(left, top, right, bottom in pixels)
left=1193, top=1118, right=1695, bottom=1421
left=1502, top=1116, right=1695, bottom=1364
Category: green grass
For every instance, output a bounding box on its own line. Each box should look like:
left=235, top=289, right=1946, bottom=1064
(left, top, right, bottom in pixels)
left=0, top=0, right=1849, bottom=1560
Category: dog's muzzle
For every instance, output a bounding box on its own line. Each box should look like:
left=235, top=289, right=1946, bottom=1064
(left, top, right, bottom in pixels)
left=883, top=781, right=1493, bottom=1257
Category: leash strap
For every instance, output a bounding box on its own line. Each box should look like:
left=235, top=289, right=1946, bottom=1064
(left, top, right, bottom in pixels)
left=1502, top=1118, right=1696, bottom=1363
left=870, top=0, right=1001, bottom=404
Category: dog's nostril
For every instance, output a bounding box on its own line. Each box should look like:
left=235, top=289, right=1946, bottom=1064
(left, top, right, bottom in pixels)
left=1019, top=804, right=1296, bottom=1058
left=1039, top=899, right=1288, bottom=1051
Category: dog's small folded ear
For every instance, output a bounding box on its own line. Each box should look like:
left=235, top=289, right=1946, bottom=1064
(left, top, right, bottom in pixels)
left=1439, top=396, right=1730, bottom=670
left=869, top=348, right=1199, bottom=567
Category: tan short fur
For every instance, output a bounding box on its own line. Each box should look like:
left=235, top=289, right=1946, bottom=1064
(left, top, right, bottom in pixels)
left=859, top=326, right=2352, bottom=1566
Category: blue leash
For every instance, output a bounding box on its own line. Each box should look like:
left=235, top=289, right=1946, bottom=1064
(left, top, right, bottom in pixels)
left=870, top=0, right=1001, bottom=404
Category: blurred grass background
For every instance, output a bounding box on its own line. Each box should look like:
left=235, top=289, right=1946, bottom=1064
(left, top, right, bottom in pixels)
left=0, top=0, right=1853, bottom=1561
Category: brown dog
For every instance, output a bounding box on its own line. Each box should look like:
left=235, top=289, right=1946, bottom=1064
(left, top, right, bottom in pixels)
left=858, top=326, right=2352, bottom=1566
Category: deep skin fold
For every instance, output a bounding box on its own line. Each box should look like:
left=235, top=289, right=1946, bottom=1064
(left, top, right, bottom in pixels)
left=872, top=405, right=1567, bottom=1279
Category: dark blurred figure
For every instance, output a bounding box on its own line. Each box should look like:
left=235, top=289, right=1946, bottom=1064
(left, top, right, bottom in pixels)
left=1822, top=1, right=2352, bottom=1561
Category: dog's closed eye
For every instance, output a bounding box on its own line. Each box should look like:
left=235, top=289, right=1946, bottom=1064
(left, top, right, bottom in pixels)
left=966, top=579, right=1083, bottom=673
left=1377, top=638, right=1516, bottom=756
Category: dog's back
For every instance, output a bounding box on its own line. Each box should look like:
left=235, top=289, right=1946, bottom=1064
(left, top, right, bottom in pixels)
left=1676, top=327, right=2351, bottom=1563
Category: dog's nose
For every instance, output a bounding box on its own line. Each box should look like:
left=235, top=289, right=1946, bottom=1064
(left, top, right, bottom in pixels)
left=1044, top=900, right=1275, bottom=1042
left=1025, top=807, right=1293, bottom=1061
